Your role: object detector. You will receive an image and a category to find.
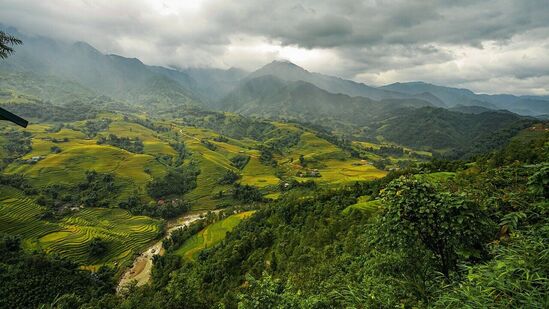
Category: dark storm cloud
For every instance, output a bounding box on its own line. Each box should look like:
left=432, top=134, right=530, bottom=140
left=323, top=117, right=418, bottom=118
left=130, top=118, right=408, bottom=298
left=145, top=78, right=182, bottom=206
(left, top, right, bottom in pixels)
left=0, top=0, right=548, bottom=94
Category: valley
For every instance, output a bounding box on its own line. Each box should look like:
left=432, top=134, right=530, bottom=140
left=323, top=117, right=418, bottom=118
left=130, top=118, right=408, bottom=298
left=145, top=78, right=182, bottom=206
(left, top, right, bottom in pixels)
left=0, top=107, right=399, bottom=273
left=0, top=22, right=547, bottom=309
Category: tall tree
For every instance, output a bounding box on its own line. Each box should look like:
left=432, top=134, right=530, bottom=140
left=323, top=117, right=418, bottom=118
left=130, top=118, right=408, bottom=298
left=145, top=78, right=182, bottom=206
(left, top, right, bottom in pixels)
left=0, top=31, right=22, bottom=59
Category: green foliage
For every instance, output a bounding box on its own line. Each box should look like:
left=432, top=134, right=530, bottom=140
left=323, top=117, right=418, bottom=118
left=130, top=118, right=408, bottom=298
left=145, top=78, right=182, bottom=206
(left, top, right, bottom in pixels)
left=200, top=139, right=217, bottom=151
left=379, top=177, right=493, bottom=276
left=147, top=164, right=200, bottom=199
left=50, top=145, right=62, bottom=153
left=37, top=170, right=118, bottom=210
left=434, top=228, right=549, bottom=308
left=97, top=133, right=144, bottom=153
left=230, top=154, right=250, bottom=169
left=2, top=129, right=32, bottom=161
left=0, top=30, right=22, bottom=59
left=232, top=183, right=264, bottom=203
left=218, top=169, right=240, bottom=185
left=259, top=146, right=277, bottom=166
left=237, top=273, right=304, bottom=308
left=89, top=237, right=108, bottom=257
left=81, top=119, right=111, bottom=137
left=527, top=163, right=549, bottom=198
left=1, top=100, right=99, bottom=122
left=118, top=195, right=191, bottom=219
left=170, top=141, right=188, bottom=164
left=173, top=108, right=276, bottom=141
left=0, top=234, right=115, bottom=308
left=377, top=107, right=533, bottom=157
left=0, top=173, right=36, bottom=194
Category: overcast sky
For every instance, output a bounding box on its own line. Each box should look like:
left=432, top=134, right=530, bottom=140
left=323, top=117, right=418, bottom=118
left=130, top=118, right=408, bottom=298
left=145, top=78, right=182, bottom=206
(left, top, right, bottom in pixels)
left=1, top=0, right=548, bottom=95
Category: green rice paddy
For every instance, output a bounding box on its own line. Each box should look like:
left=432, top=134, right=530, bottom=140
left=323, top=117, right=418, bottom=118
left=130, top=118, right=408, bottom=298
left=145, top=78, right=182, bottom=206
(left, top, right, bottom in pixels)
left=0, top=186, right=161, bottom=270
left=174, top=211, right=255, bottom=260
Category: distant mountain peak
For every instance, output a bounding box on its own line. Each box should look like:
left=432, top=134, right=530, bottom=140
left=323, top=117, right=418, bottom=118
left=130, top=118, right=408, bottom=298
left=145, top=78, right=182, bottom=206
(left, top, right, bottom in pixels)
left=72, top=41, right=102, bottom=54
left=262, top=59, right=308, bottom=71
left=271, top=59, right=296, bottom=65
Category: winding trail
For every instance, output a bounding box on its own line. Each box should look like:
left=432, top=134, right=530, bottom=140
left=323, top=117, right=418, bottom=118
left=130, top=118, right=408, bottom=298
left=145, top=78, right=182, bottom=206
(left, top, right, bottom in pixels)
left=117, top=211, right=210, bottom=292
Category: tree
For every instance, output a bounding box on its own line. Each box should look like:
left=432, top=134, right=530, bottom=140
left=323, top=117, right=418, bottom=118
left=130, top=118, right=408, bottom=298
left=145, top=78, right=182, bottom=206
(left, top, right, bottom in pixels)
left=379, top=177, right=492, bottom=277
left=299, top=154, right=305, bottom=167
left=0, top=31, right=22, bottom=59
left=237, top=273, right=303, bottom=308
left=89, top=237, right=108, bottom=257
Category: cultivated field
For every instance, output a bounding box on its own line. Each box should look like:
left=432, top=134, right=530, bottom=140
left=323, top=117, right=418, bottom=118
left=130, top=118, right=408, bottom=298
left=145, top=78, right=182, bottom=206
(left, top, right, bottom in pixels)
left=174, top=211, right=255, bottom=260
left=0, top=186, right=161, bottom=270
left=0, top=113, right=397, bottom=269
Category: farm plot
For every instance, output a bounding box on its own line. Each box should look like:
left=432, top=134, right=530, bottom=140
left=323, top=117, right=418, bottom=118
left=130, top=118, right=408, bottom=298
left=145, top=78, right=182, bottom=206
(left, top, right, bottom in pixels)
left=40, top=208, right=161, bottom=269
left=175, top=211, right=255, bottom=260
left=0, top=186, right=60, bottom=249
left=0, top=187, right=161, bottom=269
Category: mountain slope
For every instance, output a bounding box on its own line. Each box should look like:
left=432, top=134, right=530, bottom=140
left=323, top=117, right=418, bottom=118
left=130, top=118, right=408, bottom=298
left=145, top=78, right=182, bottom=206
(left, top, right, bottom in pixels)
left=381, top=81, right=549, bottom=116
left=374, top=107, right=532, bottom=155
left=247, top=61, right=446, bottom=107
left=220, top=75, right=433, bottom=126
left=180, top=67, right=248, bottom=104
left=0, top=28, right=199, bottom=108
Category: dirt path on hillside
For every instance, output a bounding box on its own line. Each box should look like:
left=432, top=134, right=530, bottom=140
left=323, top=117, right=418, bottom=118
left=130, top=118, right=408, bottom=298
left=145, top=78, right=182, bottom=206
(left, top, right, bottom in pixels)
left=117, top=212, right=209, bottom=292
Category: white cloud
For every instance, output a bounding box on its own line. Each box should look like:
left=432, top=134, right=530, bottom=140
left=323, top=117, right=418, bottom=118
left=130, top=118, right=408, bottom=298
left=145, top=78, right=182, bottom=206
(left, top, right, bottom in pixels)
left=0, top=0, right=548, bottom=94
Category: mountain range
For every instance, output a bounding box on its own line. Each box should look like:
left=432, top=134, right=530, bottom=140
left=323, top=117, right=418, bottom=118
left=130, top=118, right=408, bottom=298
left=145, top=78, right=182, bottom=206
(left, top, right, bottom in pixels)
left=0, top=26, right=545, bottom=155
left=1, top=26, right=547, bottom=116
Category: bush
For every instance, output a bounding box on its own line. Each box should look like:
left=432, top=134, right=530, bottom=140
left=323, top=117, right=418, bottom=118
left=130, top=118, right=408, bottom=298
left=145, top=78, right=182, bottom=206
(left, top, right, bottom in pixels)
left=379, top=177, right=493, bottom=277
left=89, top=237, right=107, bottom=257
left=147, top=164, right=200, bottom=199
left=218, top=170, right=240, bottom=185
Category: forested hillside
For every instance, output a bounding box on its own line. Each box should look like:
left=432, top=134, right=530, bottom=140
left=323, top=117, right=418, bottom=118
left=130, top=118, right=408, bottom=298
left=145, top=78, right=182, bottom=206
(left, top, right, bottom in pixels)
left=94, top=125, right=549, bottom=308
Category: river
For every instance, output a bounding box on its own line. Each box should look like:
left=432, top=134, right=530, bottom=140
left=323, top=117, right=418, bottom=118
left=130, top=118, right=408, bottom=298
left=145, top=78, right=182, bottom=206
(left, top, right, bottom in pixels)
left=117, top=211, right=210, bottom=292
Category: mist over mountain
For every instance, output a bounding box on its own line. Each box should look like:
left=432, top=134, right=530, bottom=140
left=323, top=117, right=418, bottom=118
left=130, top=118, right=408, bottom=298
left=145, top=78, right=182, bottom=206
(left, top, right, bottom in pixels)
left=248, top=60, right=447, bottom=107
left=219, top=74, right=433, bottom=126
left=382, top=81, right=549, bottom=116
left=1, top=26, right=547, bottom=119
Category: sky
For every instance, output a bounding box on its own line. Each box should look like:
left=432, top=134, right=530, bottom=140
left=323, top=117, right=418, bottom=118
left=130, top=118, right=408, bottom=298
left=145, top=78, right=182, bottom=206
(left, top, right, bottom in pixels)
left=1, top=0, right=548, bottom=95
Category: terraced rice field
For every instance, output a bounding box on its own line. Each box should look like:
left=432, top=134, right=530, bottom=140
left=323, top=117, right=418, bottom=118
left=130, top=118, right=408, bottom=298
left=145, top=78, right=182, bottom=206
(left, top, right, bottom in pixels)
left=296, top=159, right=387, bottom=185
left=241, top=156, right=279, bottom=187
left=41, top=208, right=161, bottom=268
left=0, top=187, right=60, bottom=249
left=7, top=144, right=166, bottom=192
left=105, top=121, right=176, bottom=156
left=175, top=211, right=255, bottom=260
left=0, top=186, right=161, bottom=269
left=288, top=132, right=345, bottom=160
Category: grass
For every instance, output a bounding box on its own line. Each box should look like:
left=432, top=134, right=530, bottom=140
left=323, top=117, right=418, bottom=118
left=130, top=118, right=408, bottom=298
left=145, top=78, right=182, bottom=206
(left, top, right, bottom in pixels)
left=175, top=211, right=255, bottom=260
left=416, top=172, right=456, bottom=183
left=241, top=156, right=279, bottom=187
left=0, top=186, right=161, bottom=269
left=343, top=196, right=383, bottom=215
